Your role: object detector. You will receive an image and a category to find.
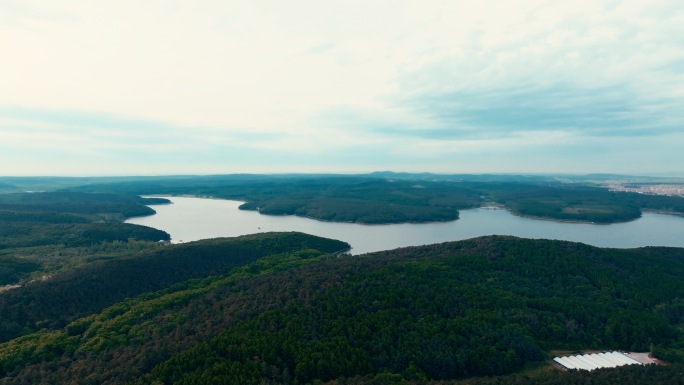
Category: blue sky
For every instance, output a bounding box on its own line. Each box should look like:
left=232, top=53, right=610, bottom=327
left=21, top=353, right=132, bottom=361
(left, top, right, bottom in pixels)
left=1, top=0, right=683, bottom=176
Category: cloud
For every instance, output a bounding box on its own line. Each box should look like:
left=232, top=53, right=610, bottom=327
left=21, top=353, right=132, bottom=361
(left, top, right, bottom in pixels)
left=1, top=1, right=683, bottom=175
left=304, top=0, right=684, bottom=143
left=395, top=83, right=683, bottom=138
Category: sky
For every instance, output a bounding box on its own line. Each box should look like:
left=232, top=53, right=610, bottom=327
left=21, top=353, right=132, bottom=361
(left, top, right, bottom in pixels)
left=1, top=0, right=683, bottom=176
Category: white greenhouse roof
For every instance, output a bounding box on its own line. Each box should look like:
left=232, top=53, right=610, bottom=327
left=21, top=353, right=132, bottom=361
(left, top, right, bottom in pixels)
left=554, top=351, right=642, bottom=371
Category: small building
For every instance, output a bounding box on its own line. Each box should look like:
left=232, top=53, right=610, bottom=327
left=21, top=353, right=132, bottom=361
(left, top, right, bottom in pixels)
left=553, top=351, right=643, bottom=371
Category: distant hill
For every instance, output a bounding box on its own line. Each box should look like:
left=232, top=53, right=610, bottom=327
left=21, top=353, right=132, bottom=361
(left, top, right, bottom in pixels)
left=0, top=191, right=171, bottom=290
left=62, top=174, right=684, bottom=224
left=2, top=179, right=684, bottom=384
left=0, top=182, right=18, bottom=194
left=4, top=174, right=684, bottom=224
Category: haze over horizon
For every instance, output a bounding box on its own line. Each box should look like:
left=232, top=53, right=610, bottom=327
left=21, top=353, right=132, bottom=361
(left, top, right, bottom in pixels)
left=2, top=1, right=683, bottom=177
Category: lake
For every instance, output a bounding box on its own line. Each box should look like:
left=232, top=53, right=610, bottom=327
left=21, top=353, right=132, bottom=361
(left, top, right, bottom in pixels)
left=126, top=196, right=684, bottom=254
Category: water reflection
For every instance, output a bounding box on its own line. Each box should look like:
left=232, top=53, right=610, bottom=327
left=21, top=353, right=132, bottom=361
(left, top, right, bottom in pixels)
left=127, top=197, right=684, bottom=254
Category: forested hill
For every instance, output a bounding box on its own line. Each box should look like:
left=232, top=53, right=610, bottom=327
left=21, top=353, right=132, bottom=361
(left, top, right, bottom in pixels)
left=67, top=176, right=481, bottom=224
left=2, top=236, right=684, bottom=384
left=0, top=192, right=171, bottom=287
left=0, top=232, right=350, bottom=343
left=61, top=174, right=684, bottom=224
left=0, top=191, right=168, bottom=222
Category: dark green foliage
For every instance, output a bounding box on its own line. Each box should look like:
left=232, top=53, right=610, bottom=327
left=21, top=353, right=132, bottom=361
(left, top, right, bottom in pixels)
left=75, top=223, right=169, bottom=245
left=4, top=236, right=684, bottom=384
left=233, top=179, right=477, bottom=223
left=0, top=223, right=169, bottom=249
left=0, top=243, right=346, bottom=382
left=486, top=184, right=642, bottom=223
left=0, top=191, right=176, bottom=340
left=68, top=176, right=482, bottom=224
left=0, top=192, right=170, bottom=249
left=135, top=237, right=684, bottom=385
left=0, top=192, right=165, bottom=222
left=0, top=257, right=39, bottom=286
left=0, top=191, right=170, bottom=281
left=340, top=363, right=684, bottom=385
left=64, top=175, right=684, bottom=224
left=0, top=232, right=348, bottom=342
left=0, top=210, right=89, bottom=224
left=2, top=175, right=684, bottom=385
left=0, top=182, right=17, bottom=194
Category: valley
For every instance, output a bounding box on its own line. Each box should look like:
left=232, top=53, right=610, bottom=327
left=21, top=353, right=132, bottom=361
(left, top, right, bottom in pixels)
left=1, top=175, right=684, bottom=384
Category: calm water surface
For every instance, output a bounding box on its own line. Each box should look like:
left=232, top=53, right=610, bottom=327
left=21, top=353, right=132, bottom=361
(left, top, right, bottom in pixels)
left=127, top=197, right=684, bottom=254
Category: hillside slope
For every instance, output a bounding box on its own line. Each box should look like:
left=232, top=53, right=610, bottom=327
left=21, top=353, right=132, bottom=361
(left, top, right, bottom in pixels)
left=0, top=192, right=171, bottom=283
left=2, top=236, right=684, bottom=384
left=0, top=232, right=349, bottom=343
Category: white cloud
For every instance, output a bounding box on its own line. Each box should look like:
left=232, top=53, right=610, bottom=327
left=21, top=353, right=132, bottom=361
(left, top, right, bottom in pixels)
left=1, top=0, right=683, bottom=175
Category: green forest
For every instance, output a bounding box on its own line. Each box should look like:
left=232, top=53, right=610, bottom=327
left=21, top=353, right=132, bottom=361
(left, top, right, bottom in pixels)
left=3, top=232, right=684, bottom=383
left=1, top=182, right=684, bottom=384
left=52, top=174, right=684, bottom=224
left=0, top=191, right=171, bottom=280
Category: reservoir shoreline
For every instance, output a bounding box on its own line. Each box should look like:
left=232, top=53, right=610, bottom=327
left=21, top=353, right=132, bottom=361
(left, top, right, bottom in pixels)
left=127, top=196, right=684, bottom=254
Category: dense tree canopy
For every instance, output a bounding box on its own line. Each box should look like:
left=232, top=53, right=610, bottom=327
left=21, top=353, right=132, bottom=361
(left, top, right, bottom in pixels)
left=64, top=174, right=684, bottom=224
left=2, top=236, right=684, bottom=384
left=2, top=184, right=684, bottom=384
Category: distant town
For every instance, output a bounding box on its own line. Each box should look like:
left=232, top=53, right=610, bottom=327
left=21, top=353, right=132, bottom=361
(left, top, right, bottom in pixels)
left=608, top=184, right=684, bottom=197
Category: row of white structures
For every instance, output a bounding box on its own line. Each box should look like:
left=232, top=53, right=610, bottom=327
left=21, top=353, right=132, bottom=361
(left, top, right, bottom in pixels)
left=553, top=351, right=642, bottom=371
